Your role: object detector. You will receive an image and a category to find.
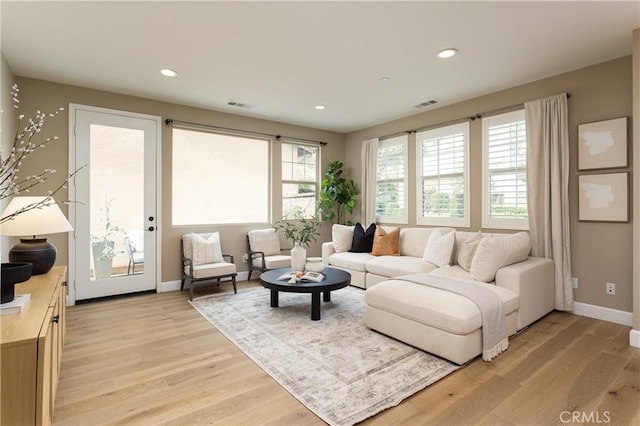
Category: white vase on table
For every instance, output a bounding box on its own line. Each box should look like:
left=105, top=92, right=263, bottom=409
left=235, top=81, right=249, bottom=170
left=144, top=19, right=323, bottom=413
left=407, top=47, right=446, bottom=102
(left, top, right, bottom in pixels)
left=291, top=243, right=306, bottom=272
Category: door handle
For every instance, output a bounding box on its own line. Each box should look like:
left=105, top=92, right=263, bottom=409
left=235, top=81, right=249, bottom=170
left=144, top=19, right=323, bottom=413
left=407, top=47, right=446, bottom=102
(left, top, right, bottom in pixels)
left=148, top=226, right=155, bottom=232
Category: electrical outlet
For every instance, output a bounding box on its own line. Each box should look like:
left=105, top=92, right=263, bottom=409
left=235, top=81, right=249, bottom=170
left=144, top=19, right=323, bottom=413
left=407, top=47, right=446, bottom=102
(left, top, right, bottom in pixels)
left=606, top=282, right=616, bottom=295
left=571, top=277, right=578, bottom=288
left=242, top=253, right=249, bottom=263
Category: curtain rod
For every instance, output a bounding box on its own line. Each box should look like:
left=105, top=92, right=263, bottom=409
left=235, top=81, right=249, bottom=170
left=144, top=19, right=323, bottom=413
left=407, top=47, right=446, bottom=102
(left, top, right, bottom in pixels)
left=381, top=92, right=571, bottom=139
left=165, top=118, right=328, bottom=146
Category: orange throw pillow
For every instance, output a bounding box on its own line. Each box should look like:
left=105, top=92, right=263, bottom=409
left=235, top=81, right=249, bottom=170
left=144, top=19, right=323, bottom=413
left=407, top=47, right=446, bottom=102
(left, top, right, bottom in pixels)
left=371, top=227, right=400, bottom=256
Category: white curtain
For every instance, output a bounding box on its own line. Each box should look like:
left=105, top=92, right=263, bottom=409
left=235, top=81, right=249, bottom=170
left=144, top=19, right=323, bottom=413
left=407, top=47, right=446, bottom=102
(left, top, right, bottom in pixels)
left=361, top=138, right=379, bottom=225
left=525, top=93, right=573, bottom=311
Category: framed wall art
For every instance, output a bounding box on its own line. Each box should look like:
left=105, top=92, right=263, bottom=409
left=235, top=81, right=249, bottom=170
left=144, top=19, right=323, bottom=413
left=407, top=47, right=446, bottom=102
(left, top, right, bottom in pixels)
left=578, top=172, right=629, bottom=222
left=578, top=117, right=628, bottom=170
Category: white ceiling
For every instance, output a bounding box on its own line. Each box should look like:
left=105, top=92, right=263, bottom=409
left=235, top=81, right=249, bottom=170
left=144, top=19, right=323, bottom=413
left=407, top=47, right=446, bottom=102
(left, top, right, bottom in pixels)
left=2, top=1, right=639, bottom=133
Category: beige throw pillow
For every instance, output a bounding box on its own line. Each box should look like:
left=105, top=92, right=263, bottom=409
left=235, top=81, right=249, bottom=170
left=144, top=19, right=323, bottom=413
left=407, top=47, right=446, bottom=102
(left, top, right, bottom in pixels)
left=470, top=232, right=531, bottom=282
left=457, top=232, right=483, bottom=271
left=190, top=232, right=223, bottom=265
left=332, top=224, right=354, bottom=253
left=372, top=227, right=400, bottom=256
left=422, top=228, right=455, bottom=267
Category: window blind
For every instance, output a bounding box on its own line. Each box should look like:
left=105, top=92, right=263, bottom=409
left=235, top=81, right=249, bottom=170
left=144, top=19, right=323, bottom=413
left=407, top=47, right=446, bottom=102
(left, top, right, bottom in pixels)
left=376, top=135, right=407, bottom=222
left=483, top=110, right=528, bottom=229
left=417, top=122, right=469, bottom=226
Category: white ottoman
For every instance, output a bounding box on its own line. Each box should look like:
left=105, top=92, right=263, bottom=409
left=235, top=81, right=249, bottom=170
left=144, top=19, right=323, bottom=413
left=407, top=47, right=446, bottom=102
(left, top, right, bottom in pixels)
left=365, top=278, right=519, bottom=365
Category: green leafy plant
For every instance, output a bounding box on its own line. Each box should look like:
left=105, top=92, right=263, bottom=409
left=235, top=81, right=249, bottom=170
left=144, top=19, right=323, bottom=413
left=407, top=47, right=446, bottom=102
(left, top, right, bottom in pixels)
left=317, top=160, right=359, bottom=225
left=90, top=197, right=124, bottom=260
left=274, top=215, right=321, bottom=248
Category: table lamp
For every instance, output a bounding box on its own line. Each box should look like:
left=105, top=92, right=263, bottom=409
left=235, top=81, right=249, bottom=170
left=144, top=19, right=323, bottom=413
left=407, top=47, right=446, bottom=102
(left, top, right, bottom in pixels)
left=0, top=196, right=73, bottom=275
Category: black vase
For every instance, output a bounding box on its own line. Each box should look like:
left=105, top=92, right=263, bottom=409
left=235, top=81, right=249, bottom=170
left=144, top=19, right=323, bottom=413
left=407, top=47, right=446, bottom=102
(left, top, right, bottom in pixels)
left=1, top=262, right=33, bottom=303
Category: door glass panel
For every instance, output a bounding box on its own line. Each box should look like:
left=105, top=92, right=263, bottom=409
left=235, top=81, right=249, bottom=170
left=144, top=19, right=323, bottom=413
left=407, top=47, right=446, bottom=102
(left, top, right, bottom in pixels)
left=89, top=125, right=145, bottom=280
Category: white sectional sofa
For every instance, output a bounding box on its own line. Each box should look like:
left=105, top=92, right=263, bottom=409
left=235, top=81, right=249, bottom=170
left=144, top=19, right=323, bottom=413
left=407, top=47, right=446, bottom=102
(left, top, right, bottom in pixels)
left=321, top=225, right=555, bottom=364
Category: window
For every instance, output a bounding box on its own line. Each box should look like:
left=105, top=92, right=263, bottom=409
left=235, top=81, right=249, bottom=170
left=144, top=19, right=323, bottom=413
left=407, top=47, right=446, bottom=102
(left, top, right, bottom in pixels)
left=482, top=110, right=528, bottom=230
left=376, top=135, right=408, bottom=223
left=417, top=122, right=469, bottom=227
left=281, top=142, right=319, bottom=219
left=172, top=128, right=270, bottom=225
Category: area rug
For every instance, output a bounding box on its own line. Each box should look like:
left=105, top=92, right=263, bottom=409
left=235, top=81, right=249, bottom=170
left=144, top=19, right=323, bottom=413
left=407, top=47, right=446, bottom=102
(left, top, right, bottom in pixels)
left=190, top=286, right=459, bottom=426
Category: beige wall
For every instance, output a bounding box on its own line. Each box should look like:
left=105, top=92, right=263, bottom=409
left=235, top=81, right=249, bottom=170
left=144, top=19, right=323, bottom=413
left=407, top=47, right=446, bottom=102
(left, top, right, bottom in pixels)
left=632, top=28, right=639, bottom=334
left=345, top=56, right=634, bottom=314
left=11, top=77, right=346, bottom=284
left=1, top=53, right=17, bottom=262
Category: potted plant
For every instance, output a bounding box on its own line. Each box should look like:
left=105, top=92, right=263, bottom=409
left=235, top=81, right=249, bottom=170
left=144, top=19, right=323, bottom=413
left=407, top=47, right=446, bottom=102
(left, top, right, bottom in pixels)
left=317, top=160, right=359, bottom=225
left=91, top=197, right=123, bottom=279
left=274, top=214, right=321, bottom=272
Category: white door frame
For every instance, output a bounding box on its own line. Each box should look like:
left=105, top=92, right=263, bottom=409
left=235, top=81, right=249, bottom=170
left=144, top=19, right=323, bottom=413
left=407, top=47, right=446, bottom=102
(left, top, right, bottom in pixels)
left=67, top=104, right=162, bottom=305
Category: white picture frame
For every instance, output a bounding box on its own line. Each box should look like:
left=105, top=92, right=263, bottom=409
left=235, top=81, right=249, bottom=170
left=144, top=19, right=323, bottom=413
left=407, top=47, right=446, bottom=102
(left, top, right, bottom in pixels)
left=578, top=172, right=629, bottom=222
left=578, top=117, right=628, bottom=170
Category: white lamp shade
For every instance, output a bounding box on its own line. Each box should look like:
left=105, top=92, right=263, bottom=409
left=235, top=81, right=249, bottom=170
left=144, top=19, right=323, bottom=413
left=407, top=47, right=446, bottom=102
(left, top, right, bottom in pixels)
left=0, top=196, right=73, bottom=237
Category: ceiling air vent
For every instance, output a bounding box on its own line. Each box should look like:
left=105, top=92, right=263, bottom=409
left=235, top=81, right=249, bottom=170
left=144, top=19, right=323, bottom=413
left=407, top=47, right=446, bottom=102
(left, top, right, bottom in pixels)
left=227, top=101, right=254, bottom=109
left=413, top=100, right=437, bottom=109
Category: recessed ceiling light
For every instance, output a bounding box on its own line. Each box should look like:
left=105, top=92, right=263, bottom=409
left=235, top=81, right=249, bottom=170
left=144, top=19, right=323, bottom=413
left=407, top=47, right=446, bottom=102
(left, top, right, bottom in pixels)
left=437, top=48, right=458, bottom=59
left=160, top=68, right=178, bottom=77
left=315, top=105, right=326, bottom=110
left=380, top=76, right=391, bottom=81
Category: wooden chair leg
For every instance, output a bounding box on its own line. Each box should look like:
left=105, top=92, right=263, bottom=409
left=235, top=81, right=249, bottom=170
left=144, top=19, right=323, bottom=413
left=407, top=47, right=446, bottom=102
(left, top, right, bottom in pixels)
left=232, top=275, right=237, bottom=294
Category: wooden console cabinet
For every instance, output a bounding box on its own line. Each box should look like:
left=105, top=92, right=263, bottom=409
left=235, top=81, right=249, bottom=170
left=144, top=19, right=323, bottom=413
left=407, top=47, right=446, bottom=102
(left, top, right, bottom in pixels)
left=1, top=266, right=67, bottom=426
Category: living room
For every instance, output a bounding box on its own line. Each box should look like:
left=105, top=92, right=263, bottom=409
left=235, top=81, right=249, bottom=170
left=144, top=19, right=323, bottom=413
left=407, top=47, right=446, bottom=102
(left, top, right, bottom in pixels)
left=1, top=1, right=639, bottom=425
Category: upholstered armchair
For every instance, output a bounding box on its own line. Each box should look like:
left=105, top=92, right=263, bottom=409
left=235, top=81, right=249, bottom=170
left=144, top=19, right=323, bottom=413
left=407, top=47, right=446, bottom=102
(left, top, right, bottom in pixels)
left=247, top=228, right=291, bottom=280
left=181, top=232, right=237, bottom=300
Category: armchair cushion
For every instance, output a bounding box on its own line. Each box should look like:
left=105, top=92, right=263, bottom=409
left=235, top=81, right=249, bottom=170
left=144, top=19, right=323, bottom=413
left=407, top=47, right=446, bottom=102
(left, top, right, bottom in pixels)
left=248, top=228, right=281, bottom=256
left=189, top=232, right=223, bottom=265
left=251, top=254, right=291, bottom=269
left=190, top=262, right=237, bottom=279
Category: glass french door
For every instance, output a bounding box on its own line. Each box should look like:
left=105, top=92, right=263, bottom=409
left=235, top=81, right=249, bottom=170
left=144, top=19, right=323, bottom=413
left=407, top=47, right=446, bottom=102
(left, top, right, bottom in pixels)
left=70, top=105, right=160, bottom=301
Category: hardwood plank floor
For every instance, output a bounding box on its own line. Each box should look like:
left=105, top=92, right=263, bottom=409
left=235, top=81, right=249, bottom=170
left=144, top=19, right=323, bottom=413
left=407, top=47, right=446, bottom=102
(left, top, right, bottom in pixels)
left=54, top=281, right=640, bottom=425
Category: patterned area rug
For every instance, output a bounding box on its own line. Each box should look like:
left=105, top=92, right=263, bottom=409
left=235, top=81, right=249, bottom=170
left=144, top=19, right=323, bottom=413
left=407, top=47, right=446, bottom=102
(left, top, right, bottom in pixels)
left=190, top=285, right=459, bottom=426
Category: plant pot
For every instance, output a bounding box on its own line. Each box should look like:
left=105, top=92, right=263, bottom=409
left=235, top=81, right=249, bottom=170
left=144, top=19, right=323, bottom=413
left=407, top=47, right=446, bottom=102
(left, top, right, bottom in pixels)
left=291, top=243, right=307, bottom=272
left=91, top=241, right=115, bottom=279
left=1, top=262, right=33, bottom=303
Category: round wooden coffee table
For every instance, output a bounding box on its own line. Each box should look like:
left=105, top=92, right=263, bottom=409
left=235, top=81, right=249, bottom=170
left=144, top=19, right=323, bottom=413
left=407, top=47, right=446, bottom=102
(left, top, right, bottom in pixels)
left=259, top=267, right=351, bottom=321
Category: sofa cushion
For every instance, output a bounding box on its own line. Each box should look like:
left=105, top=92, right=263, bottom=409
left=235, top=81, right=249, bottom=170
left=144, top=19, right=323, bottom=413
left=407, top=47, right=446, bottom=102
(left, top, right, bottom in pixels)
left=366, top=279, right=518, bottom=335
left=366, top=255, right=439, bottom=277
left=332, top=224, right=354, bottom=253
left=398, top=227, right=432, bottom=257
left=457, top=232, right=483, bottom=271
left=422, top=228, right=455, bottom=267
left=470, top=232, right=531, bottom=282
left=328, top=252, right=374, bottom=272
left=372, top=227, right=400, bottom=256
left=350, top=222, right=376, bottom=253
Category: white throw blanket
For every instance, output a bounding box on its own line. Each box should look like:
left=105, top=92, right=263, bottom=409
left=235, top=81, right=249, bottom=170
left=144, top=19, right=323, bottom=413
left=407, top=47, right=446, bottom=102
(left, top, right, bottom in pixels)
left=396, top=274, right=509, bottom=362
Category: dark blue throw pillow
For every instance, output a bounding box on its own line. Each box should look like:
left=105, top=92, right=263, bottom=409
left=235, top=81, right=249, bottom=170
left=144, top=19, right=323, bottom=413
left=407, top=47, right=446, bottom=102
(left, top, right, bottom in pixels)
left=350, top=223, right=377, bottom=253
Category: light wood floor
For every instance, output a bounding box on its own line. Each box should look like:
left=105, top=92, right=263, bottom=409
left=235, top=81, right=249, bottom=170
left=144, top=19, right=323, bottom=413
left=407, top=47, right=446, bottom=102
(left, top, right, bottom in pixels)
left=54, top=281, right=640, bottom=426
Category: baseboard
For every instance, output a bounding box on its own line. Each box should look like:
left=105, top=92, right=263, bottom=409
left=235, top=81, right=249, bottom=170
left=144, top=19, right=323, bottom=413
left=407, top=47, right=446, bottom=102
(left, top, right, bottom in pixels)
left=158, top=271, right=251, bottom=293
left=630, top=329, right=640, bottom=348
left=572, top=302, right=633, bottom=326
left=158, top=280, right=181, bottom=292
